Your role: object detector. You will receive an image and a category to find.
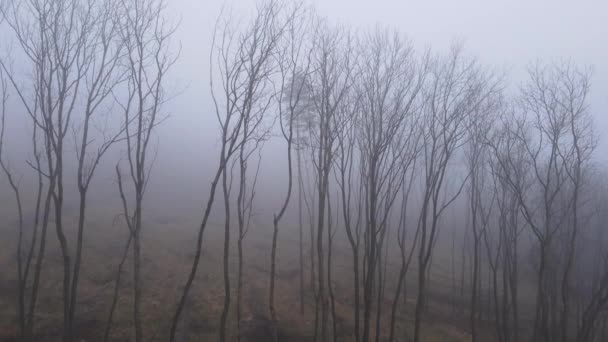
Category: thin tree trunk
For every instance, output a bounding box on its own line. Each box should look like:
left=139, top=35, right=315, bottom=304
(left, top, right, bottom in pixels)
left=68, top=190, right=87, bottom=339
left=104, top=233, right=132, bottom=342
left=413, top=258, right=427, bottom=342
left=327, top=194, right=338, bottom=342
left=169, top=166, right=224, bottom=342
left=21, top=151, right=44, bottom=341
left=26, top=177, right=55, bottom=340
left=269, top=124, right=294, bottom=339
left=219, top=166, right=231, bottom=342
left=297, top=142, right=305, bottom=315
left=133, top=203, right=143, bottom=342
left=237, top=232, right=244, bottom=342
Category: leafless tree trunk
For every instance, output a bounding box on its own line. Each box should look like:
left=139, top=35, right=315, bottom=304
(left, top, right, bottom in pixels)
left=219, top=142, right=233, bottom=342
left=556, top=64, right=594, bottom=342
left=466, top=93, right=499, bottom=342
left=297, top=129, right=305, bottom=314
left=0, top=61, right=27, bottom=340
left=235, top=147, right=262, bottom=341
left=486, top=146, right=524, bottom=342
left=269, top=4, right=311, bottom=333
left=171, top=3, right=283, bottom=340
left=355, top=30, right=425, bottom=342
left=334, top=88, right=363, bottom=342
left=0, top=1, right=100, bottom=339
left=487, top=62, right=594, bottom=342
left=301, top=155, right=317, bottom=292
left=69, top=3, right=125, bottom=339
left=307, top=24, right=354, bottom=342
left=113, top=1, right=176, bottom=340
left=327, top=190, right=338, bottom=342
left=387, top=169, right=419, bottom=342
left=103, top=217, right=132, bottom=342
left=412, top=44, right=499, bottom=342
left=487, top=107, right=530, bottom=342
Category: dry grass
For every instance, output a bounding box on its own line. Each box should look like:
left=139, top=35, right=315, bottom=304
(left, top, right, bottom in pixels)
left=0, top=208, right=487, bottom=342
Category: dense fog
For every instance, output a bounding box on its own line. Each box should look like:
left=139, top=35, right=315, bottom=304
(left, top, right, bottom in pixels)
left=0, top=1, right=607, bottom=342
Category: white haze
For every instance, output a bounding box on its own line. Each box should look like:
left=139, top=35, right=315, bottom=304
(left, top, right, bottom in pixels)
left=1, top=0, right=606, bottom=227
left=138, top=0, right=608, bottom=225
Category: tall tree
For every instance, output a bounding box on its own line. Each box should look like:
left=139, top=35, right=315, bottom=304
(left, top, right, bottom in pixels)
left=113, top=1, right=177, bottom=340
left=0, top=1, right=109, bottom=339
left=412, top=44, right=499, bottom=342
left=171, top=2, right=285, bottom=340
left=269, top=3, right=312, bottom=333
left=465, top=83, right=501, bottom=342
left=307, top=23, right=354, bottom=342
left=354, top=29, right=425, bottom=342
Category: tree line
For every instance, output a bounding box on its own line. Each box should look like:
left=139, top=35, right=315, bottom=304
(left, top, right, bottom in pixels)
left=0, top=0, right=607, bottom=342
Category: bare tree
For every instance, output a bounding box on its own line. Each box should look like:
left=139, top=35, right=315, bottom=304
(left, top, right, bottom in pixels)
left=69, top=3, right=127, bottom=340
left=170, top=2, right=284, bottom=341
left=520, top=64, right=576, bottom=342
left=484, top=62, right=596, bottom=342
left=465, top=86, right=500, bottom=342
left=0, top=56, right=29, bottom=340
left=0, top=56, right=47, bottom=341
left=326, top=189, right=339, bottom=342
left=306, top=23, right=354, bottom=342
left=0, top=1, right=100, bottom=340
left=486, top=125, right=524, bottom=342
left=387, top=74, right=427, bottom=342
left=412, top=44, right=499, bottom=342
left=353, top=29, right=426, bottom=342
left=575, top=177, right=608, bottom=342
left=553, top=64, right=595, bottom=342
left=269, top=3, right=312, bottom=333
left=486, top=104, right=533, bottom=342
left=235, top=147, right=263, bottom=341
left=334, top=82, right=363, bottom=342
left=112, top=1, right=177, bottom=341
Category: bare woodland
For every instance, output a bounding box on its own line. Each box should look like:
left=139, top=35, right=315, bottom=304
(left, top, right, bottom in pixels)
left=0, top=0, right=607, bottom=342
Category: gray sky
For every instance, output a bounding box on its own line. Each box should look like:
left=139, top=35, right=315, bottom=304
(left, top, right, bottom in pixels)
left=150, top=0, right=607, bottom=209
left=2, top=0, right=605, bottom=220
left=162, top=0, right=608, bottom=150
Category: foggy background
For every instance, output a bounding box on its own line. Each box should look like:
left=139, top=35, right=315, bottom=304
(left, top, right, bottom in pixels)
left=0, top=1, right=606, bottom=341
left=154, top=0, right=608, bottom=226
left=2, top=0, right=607, bottom=228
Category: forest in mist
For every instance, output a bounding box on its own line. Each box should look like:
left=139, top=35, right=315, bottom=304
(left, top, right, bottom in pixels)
left=0, top=0, right=607, bottom=341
